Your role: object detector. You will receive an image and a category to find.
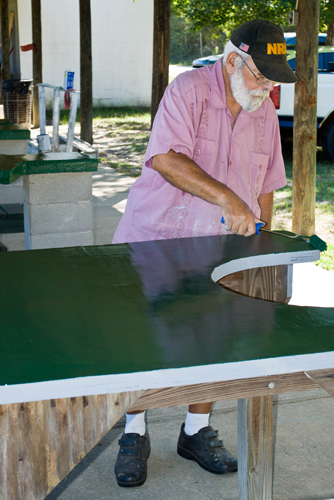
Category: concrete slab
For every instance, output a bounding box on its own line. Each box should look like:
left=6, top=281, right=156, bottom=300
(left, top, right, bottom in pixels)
left=46, top=390, right=334, bottom=500
left=92, top=164, right=136, bottom=245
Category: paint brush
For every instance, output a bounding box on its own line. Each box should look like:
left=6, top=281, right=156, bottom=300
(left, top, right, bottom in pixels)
left=260, top=228, right=327, bottom=252
left=221, top=217, right=264, bottom=235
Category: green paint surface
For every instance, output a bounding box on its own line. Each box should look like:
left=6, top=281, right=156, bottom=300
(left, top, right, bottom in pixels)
left=0, top=124, right=30, bottom=140
left=0, top=233, right=333, bottom=387
left=0, top=152, right=98, bottom=184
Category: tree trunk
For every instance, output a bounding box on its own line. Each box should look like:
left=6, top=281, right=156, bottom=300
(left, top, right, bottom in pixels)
left=151, top=0, right=170, bottom=127
left=325, top=20, right=334, bottom=46
left=31, top=0, right=42, bottom=128
left=292, top=0, right=320, bottom=236
left=79, top=0, right=93, bottom=144
left=1, top=0, right=10, bottom=80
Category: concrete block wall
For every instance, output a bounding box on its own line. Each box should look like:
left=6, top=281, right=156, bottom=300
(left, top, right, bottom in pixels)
left=18, top=0, right=153, bottom=109
left=23, top=172, right=94, bottom=250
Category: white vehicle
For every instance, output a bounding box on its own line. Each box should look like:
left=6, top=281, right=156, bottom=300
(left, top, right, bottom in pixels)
left=270, top=46, right=334, bottom=161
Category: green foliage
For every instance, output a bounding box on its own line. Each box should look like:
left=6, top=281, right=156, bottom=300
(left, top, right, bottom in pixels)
left=172, top=0, right=295, bottom=35
left=172, top=0, right=334, bottom=37
left=320, top=0, right=334, bottom=30
left=170, top=13, right=226, bottom=65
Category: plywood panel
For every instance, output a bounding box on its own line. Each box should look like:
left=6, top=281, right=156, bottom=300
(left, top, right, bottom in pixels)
left=0, top=390, right=144, bottom=500
left=218, top=265, right=292, bottom=303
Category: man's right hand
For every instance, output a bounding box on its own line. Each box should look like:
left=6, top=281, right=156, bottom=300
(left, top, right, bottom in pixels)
left=220, top=191, right=256, bottom=237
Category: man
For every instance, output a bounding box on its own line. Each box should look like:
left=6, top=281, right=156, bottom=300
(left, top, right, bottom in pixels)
left=112, top=19, right=297, bottom=487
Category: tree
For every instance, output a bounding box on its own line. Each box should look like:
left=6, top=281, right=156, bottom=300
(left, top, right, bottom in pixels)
left=172, top=0, right=294, bottom=35
left=172, top=0, right=334, bottom=39
left=151, top=0, right=171, bottom=126
left=79, top=0, right=93, bottom=144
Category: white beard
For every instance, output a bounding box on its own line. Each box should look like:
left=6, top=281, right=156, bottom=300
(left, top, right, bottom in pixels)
left=230, top=63, right=270, bottom=113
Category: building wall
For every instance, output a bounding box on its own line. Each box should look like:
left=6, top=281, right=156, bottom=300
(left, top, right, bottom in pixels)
left=17, top=0, right=153, bottom=109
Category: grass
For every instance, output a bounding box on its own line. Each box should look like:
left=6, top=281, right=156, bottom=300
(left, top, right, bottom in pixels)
left=274, top=142, right=334, bottom=271
left=315, top=243, right=334, bottom=271
left=46, top=106, right=151, bottom=126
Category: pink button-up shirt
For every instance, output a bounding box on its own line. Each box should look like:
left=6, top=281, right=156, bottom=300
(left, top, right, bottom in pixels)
left=113, top=60, right=286, bottom=244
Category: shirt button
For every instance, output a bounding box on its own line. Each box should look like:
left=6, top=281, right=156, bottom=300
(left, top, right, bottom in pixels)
left=197, top=149, right=200, bottom=154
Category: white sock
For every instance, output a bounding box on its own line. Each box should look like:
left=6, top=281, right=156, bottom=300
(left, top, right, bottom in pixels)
left=125, top=412, right=146, bottom=436
left=184, top=411, right=210, bottom=436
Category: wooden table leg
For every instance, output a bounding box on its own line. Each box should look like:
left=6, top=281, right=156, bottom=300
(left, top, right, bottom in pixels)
left=238, top=396, right=274, bottom=500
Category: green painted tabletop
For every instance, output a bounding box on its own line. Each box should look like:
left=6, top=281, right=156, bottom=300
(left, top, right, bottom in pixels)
left=0, top=123, right=30, bottom=140
left=0, top=152, right=98, bottom=184
left=0, top=232, right=333, bottom=389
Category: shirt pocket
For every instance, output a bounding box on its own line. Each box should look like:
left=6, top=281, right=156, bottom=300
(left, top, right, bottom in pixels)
left=192, top=137, right=218, bottom=175
left=249, top=152, right=270, bottom=198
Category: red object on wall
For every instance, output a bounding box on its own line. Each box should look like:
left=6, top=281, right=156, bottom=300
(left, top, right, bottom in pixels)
left=64, top=91, right=71, bottom=110
left=20, top=43, right=35, bottom=52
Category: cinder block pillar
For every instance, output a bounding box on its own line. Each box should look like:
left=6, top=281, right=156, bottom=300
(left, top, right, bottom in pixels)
left=23, top=172, right=94, bottom=249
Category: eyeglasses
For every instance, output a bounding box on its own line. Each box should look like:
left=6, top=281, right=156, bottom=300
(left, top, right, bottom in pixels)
left=240, top=57, right=272, bottom=86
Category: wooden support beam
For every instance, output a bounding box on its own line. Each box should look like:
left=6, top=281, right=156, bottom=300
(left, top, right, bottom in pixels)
left=306, top=368, right=334, bottom=398
left=31, top=0, right=43, bottom=128
left=0, top=390, right=144, bottom=500
left=292, top=0, right=320, bottom=235
left=79, top=0, right=93, bottom=145
left=151, top=0, right=171, bottom=126
left=130, top=371, right=318, bottom=411
left=238, top=396, right=274, bottom=500
left=1, top=0, right=10, bottom=80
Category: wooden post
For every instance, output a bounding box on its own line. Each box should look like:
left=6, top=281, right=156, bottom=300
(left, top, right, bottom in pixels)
left=1, top=0, right=10, bottom=80
left=292, top=0, right=320, bottom=236
left=151, top=0, right=170, bottom=127
left=31, top=0, right=42, bottom=128
left=238, top=396, right=274, bottom=500
left=79, top=0, right=93, bottom=145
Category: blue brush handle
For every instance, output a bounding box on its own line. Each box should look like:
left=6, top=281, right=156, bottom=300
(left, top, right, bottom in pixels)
left=221, top=217, right=264, bottom=235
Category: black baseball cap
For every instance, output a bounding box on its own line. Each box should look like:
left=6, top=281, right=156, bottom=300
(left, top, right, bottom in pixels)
left=230, top=19, right=297, bottom=84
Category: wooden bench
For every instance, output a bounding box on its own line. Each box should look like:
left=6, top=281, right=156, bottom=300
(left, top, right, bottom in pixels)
left=0, top=152, right=98, bottom=250
left=0, top=231, right=333, bottom=499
